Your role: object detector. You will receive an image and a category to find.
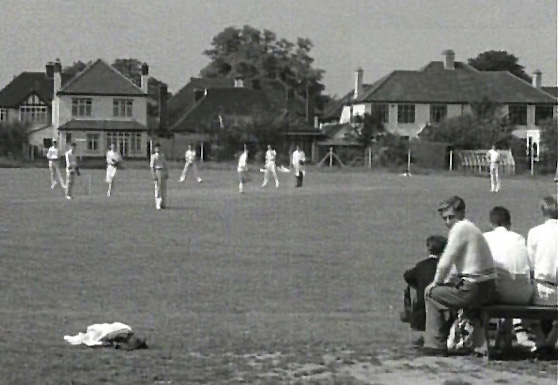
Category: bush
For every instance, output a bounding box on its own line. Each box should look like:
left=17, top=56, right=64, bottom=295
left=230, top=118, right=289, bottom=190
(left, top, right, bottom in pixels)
left=0, top=122, right=29, bottom=159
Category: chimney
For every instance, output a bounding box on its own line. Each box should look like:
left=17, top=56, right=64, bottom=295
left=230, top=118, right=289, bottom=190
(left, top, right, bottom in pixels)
left=53, top=58, right=62, bottom=95
left=354, top=67, right=363, bottom=99
left=46, top=62, right=54, bottom=78
left=140, top=63, right=149, bottom=94
left=532, top=70, right=541, bottom=89
left=442, top=50, right=455, bottom=70
left=158, top=84, right=168, bottom=131
left=234, top=77, right=243, bottom=88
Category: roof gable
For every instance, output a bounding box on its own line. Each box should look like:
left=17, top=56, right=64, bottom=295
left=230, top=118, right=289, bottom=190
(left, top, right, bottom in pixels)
left=0, top=72, right=70, bottom=108
left=59, top=59, right=145, bottom=96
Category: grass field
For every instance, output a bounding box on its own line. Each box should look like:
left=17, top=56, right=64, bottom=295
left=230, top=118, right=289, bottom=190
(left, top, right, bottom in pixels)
left=0, top=166, right=556, bottom=385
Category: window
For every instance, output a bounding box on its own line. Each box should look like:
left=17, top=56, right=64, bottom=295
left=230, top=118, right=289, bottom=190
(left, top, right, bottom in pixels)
left=72, top=98, right=92, bottom=117
left=430, top=104, right=447, bottom=123
left=106, top=132, right=142, bottom=156
left=371, top=104, right=389, bottom=123
left=397, top=104, right=415, bottom=123
left=0, top=108, right=7, bottom=121
left=131, top=132, right=142, bottom=152
left=65, top=133, right=72, bottom=145
left=113, top=99, right=133, bottom=117
left=86, top=133, right=99, bottom=151
left=19, top=94, right=48, bottom=123
left=508, top=105, right=527, bottom=125
left=535, top=105, right=554, bottom=125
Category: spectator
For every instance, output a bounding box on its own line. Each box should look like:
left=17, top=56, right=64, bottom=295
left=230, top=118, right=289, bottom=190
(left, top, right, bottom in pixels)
left=421, top=196, right=497, bottom=357
left=527, top=196, right=558, bottom=356
left=403, top=235, right=447, bottom=346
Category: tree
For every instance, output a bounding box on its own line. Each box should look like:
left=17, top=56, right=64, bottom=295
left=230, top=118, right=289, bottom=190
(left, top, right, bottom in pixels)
left=62, top=60, right=91, bottom=79
left=200, top=25, right=325, bottom=112
left=420, top=98, right=514, bottom=150
left=0, top=121, right=29, bottom=159
left=468, top=51, right=531, bottom=82
left=344, top=109, right=388, bottom=167
left=538, top=117, right=558, bottom=173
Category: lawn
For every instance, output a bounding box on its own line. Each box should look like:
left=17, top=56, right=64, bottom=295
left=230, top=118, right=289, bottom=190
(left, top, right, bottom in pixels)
left=0, top=166, right=556, bottom=384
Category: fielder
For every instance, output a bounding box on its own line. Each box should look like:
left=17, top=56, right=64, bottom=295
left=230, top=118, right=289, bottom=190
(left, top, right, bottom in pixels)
left=179, top=144, right=202, bottom=183
left=150, top=143, right=168, bottom=210
left=292, top=145, right=306, bottom=188
left=46, top=140, right=66, bottom=189
left=237, top=145, right=248, bottom=193
left=487, top=145, right=501, bottom=193
left=261, top=144, right=279, bottom=188
left=65, top=143, right=78, bottom=200
left=105, top=143, right=122, bottom=197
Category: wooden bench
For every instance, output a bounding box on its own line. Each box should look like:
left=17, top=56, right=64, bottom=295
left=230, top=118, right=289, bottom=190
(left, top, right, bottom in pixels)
left=479, top=304, right=558, bottom=359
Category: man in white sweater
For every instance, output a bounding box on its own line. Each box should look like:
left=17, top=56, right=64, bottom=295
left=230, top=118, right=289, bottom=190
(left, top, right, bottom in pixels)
left=46, top=140, right=66, bottom=189
left=422, top=196, right=497, bottom=356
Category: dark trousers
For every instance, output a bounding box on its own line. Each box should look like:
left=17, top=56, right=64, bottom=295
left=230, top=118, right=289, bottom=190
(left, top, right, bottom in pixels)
left=424, top=279, right=497, bottom=350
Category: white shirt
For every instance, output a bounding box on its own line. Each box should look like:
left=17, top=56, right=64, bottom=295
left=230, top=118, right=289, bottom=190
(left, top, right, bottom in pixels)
left=265, top=149, right=276, bottom=164
left=150, top=152, right=167, bottom=170
left=46, top=146, right=59, bottom=160
left=527, top=219, right=558, bottom=284
left=185, top=149, right=196, bottom=163
left=238, top=152, right=248, bottom=172
left=65, top=150, right=77, bottom=170
left=292, top=150, right=305, bottom=166
left=106, top=150, right=121, bottom=166
left=488, top=149, right=500, bottom=164
left=483, top=227, right=531, bottom=279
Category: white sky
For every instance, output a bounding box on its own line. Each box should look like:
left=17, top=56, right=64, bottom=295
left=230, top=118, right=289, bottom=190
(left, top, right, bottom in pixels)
left=0, top=0, right=556, bottom=96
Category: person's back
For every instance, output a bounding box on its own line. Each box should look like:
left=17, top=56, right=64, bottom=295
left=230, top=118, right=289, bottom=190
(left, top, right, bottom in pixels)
left=447, top=219, right=495, bottom=281
left=483, top=206, right=533, bottom=304
left=527, top=197, right=558, bottom=306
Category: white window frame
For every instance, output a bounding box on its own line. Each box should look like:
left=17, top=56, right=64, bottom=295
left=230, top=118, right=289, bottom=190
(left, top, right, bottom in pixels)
left=72, top=98, right=92, bottom=117
left=113, top=99, right=133, bottom=117
left=372, top=104, right=389, bottom=123
left=430, top=104, right=448, bottom=123
left=397, top=104, right=415, bottom=124
left=86, top=133, right=100, bottom=152
left=508, top=105, right=528, bottom=125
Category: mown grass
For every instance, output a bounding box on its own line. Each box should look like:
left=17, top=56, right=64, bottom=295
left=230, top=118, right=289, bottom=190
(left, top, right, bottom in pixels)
left=0, top=167, right=556, bottom=384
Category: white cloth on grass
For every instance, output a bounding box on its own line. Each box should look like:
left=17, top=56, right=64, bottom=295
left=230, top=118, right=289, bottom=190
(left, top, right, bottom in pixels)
left=64, top=322, right=133, bottom=347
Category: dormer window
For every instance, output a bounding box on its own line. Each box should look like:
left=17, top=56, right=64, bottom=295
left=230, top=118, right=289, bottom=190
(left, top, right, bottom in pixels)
left=19, top=94, right=48, bottom=123
left=113, top=99, right=133, bottom=117
left=72, top=98, right=92, bottom=117
left=194, top=89, right=205, bottom=102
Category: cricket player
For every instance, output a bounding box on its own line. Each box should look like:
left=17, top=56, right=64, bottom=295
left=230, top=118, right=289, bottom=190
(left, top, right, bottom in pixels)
left=487, top=145, right=501, bottom=192
left=105, top=143, right=121, bottom=196
left=46, top=140, right=65, bottom=189
left=179, top=144, right=202, bottom=183
left=150, top=143, right=168, bottom=209
left=65, top=143, right=78, bottom=200
left=237, top=145, right=248, bottom=193
left=292, top=145, right=306, bottom=188
left=261, top=144, right=279, bottom=188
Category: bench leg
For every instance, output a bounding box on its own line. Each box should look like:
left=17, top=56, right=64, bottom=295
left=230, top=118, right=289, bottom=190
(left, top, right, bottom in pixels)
left=481, top=312, right=493, bottom=360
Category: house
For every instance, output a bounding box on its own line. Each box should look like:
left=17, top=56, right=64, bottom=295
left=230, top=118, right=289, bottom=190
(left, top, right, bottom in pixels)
left=0, top=59, right=152, bottom=158
left=168, top=77, right=321, bottom=161
left=337, top=50, right=557, bottom=140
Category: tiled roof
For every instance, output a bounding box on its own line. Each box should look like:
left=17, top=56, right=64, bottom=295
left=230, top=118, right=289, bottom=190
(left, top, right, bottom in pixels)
left=170, top=88, right=281, bottom=133
left=354, top=61, right=557, bottom=105
left=58, top=120, right=147, bottom=131
left=59, top=59, right=146, bottom=96
left=322, top=85, right=372, bottom=121
left=542, top=86, right=558, bottom=99
left=0, top=72, right=71, bottom=108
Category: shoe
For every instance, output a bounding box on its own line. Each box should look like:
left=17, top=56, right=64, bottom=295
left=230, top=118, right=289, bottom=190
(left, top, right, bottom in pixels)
left=65, top=196, right=72, bottom=200
left=261, top=183, right=267, bottom=187
left=51, top=182, right=56, bottom=189
left=515, top=331, right=535, bottom=348
left=413, top=336, right=425, bottom=349
left=418, top=347, right=448, bottom=357
left=197, top=178, right=202, bottom=183
left=275, top=183, right=279, bottom=188
left=179, top=177, right=185, bottom=182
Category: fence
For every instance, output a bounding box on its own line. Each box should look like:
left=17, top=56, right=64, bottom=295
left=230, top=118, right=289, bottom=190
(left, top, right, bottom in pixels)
left=457, top=150, right=515, bottom=175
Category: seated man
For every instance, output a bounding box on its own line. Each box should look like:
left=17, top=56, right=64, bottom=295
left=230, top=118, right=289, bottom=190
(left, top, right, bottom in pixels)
left=527, top=196, right=558, bottom=355
left=403, top=235, right=447, bottom=346
left=483, top=206, right=534, bottom=348
left=422, top=196, right=497, bottom=356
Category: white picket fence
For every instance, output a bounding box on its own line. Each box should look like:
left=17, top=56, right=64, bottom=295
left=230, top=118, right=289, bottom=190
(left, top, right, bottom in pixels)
left=457, top=150, right=515, bottom=175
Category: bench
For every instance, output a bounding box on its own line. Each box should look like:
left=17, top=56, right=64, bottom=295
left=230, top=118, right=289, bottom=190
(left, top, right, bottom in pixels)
left=479, top=305, right=558, bottom=359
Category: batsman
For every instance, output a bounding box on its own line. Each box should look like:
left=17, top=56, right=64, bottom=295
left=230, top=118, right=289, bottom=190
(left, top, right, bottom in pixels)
left=150, top=143, right=169, bottom=209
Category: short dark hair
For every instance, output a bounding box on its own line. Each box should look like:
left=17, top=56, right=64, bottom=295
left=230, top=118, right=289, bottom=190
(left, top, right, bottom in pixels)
left=71, top=142, right=76, bottom=147
left=437, top=195, right=465, bottom=214
left=541, top=196, right=558, bottom=219
left=154, top=142, right=161, bottom=148
left=426, top=235, right=447, bottom=256
left=489, top=206, right=511, bottom=227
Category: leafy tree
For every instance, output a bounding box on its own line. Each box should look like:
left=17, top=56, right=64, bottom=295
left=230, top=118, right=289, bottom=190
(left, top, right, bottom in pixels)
left=538, top=117, right=558, bottom=173
left=420, top=98, right=514, bottom=150
left=200, top=25, right=325, bottom=110
left=343, top=108, right=388, bottom=166
left=62, top=60, right=91, bottom=79
left=0, top=121, right=29, bottom=158
left=468, top=50, right=531, bottom=82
